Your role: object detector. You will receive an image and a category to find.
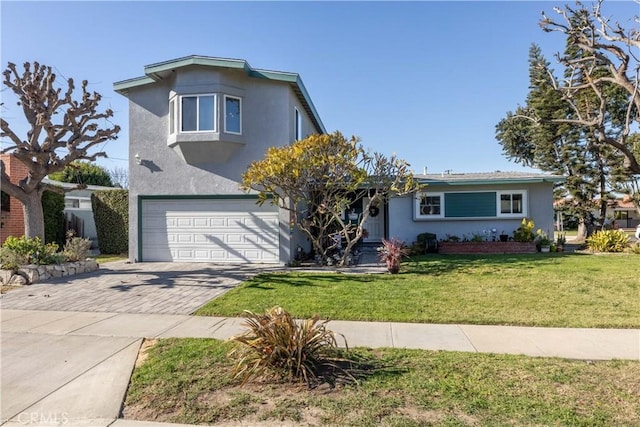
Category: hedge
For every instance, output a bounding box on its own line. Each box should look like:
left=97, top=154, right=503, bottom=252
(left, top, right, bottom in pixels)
left=92, top=189, right=128, bottom=254
left=42, top=190, right=65, bottom=247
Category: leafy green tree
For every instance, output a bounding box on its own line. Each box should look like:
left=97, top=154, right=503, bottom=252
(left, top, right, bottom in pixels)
left=49, top=161, right=114, bottom=187
left=496, top=0, right=639, bottom=238
left=0, top=61, right=119, bottom=240
left=538, top=0, right=640, bottom=174
left=242, top=131, right=419, bottom=266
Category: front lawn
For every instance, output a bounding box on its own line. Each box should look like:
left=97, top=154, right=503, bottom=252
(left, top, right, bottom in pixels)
left=196, top=253, right=640, bottom=328
left=124, top=338, right=640, bottom=426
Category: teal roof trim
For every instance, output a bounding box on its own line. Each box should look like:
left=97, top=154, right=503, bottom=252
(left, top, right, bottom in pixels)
left=113, top=55, right=325, bottom=133
left=418, top=177, right=565, bottom=186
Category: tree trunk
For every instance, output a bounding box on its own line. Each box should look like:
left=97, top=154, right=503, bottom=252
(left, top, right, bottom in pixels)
left=576, top=220, right=589, bottom=241
left=22, top=190, right=45, bottom=241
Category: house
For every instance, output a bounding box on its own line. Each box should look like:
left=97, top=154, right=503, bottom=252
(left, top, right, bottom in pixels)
left=554, top=195, right=640, bottom=231
left=386, top=171, right=564, bottom=244
left=41, top=178, right=115, bottom=248
left=0, top=154, right=30, bottom=244
left=113, top=55, right=325, bottom=264
left=0, top=153, right=111, bottom=246
left=607, top=196, right=640, bottom=229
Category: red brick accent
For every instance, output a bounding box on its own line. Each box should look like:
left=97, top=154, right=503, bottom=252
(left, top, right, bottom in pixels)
left=438, top=241, right=537, bottom=255
left=1, top=154, right=28, bottom=244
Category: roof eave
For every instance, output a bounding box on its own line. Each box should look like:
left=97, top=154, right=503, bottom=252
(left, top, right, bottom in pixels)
left=418, top=177, right=566, bottom=186
left=113, top=55, right=325, bottom=134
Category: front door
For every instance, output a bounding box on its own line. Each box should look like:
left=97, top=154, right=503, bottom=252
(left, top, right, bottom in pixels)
left=363, top=197, right=385, bottom=241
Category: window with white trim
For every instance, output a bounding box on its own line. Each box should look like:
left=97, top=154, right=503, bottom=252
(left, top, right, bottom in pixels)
left=295, top=108, right=302, bottom=140
left=224, top=95, right=242, bottom=134
left=497, top=190, right=527, bottom=217
left=180, top=94, right=216, bottom=132
left=416, top=192, right=444, bottom=218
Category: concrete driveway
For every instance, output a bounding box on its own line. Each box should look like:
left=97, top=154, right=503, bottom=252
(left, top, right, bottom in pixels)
left=0, top=261, right=272, bottom=315
left=1, top=261, right=271, bottom=425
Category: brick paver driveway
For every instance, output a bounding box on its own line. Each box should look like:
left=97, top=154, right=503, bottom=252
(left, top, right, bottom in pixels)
left=0, top=261, right=273, bottom=315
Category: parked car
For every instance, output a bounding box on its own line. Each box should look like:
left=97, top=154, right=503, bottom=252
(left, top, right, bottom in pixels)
left=635, top=224, right=640, bottom=240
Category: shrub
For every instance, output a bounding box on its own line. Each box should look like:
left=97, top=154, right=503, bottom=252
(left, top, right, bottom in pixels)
left=92, top=190, right=128, bottom=254
left=63, top=231, right=92, bottom=262
left=229, top=306, right=348, bottom=388
left=0, top=247, right=29, bottom=271
left=42, top=190, right=65, bottom=247
left=629, top=242, right=640, bottom=254
left=586, top=229, right=630, bottom=253
left=1, top=236, right=59, bottom=265
left=513, top=218, right=535, bottom=242
left=377, top=238, right=409, bottom=274
left=534, top=229, right=552, bottom=247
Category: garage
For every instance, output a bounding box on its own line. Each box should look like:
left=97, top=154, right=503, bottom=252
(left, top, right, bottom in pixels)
left=140, top=198, right=280, bottom=263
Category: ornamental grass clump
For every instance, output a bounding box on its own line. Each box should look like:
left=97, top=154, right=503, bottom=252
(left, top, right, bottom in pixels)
left=586, top=229, right=630, bottom=253
left=229, top=306, right=351, bottom=388
left=378, top=237, right=409, bottom=274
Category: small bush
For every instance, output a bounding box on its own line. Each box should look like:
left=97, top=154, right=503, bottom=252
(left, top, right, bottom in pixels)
left=0, top=247, right=29, bottom=271
left=513, top=218, right=536, bottom=242
left=629, top=243, right=640, bottom=254
left=63, top=231, right=92, bottom=262
left=229, top=306, right=349, bottom=388
left=586, top=229, right=630, bottom=253
left=1, top=236, right=59, bottom=265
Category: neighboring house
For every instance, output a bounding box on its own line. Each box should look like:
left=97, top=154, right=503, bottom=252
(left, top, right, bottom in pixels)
left=42, top=178, right=115, bottom=247
left=0, top=155, right=110, bottom=246
left=113, top=55, right=325, bottom=264
left=0, top=154, right=29, bottom=244
left=386, top=172, right=564, bottom=244
left=555, top=196, right=640, bottom=230
left=608, top=196, right=640, bottom=229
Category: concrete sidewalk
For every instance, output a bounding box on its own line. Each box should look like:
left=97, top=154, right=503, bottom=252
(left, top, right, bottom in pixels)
left=2, top=308, right=639, bottom=426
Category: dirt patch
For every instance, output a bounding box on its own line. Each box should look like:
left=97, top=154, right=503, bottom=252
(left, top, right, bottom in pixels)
left=134, top=338, right=158, bottom=368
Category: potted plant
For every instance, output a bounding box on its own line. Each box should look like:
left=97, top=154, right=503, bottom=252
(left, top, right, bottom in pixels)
left=556, top=233, right=566, bottom=252
left=535, top=230, right=552, bottom=253
left=377, top=238, right=409, bottom=274
left=499, top=230, right=509, bottom=242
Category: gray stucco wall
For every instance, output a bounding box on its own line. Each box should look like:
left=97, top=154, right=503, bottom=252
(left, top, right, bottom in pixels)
left=124, top=66, right=319, bottom=262
left=388, top=182, right=556, bottom=244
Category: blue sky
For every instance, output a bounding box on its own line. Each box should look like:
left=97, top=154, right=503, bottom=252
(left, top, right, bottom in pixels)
left=1, top=1, right=638, bottom=176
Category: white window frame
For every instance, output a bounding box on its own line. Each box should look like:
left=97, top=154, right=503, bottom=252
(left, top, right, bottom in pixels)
left=169, top=98, right=176, bottom=135
left=497, top=190, right=528, bottom=218
left=179, top=93, right=217, bottom=133
left=415, top=192, right=444, bottom=219
left=224, top=95, right=242, bottom=135
left=295, top=107, right=302, bottom=140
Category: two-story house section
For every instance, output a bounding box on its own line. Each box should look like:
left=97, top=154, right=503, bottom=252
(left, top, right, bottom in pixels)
left=114, top=55, right=325, bottom=264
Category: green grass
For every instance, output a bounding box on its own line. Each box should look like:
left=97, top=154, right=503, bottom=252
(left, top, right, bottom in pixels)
left=94, top=254, right=127, bottom=263
left=196, top=253, right=640, bottom=328
left=124, top=338, right=640, bottom=426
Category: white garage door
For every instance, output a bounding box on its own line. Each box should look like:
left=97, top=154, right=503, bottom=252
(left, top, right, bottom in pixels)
left=141, top=198, right=280, bottom=263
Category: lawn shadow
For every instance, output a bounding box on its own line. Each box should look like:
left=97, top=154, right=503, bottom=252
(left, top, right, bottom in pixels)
left=243, top=272, right=377, bottom=290
left=405, top=252, right=591, bottom=276
left=313, top=348, right=408, bottom=389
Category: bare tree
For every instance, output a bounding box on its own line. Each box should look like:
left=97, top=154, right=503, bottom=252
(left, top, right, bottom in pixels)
left=540, top=0, right=640, bottom=173
left=1, top=61, right=120, bottom=239
left=109, top=165, right=129, bottom=189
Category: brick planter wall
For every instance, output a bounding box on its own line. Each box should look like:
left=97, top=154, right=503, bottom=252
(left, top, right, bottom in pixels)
left=438, top=241, right=537, bottom=254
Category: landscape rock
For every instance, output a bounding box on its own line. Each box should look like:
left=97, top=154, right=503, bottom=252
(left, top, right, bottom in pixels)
left=0, top=259, right=100, bottom=285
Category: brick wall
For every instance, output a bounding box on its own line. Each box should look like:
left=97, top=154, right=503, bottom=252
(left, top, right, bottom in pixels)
left=1, top=154, right=28, bottom=244
left=438, top=241, right=537, bottom=255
